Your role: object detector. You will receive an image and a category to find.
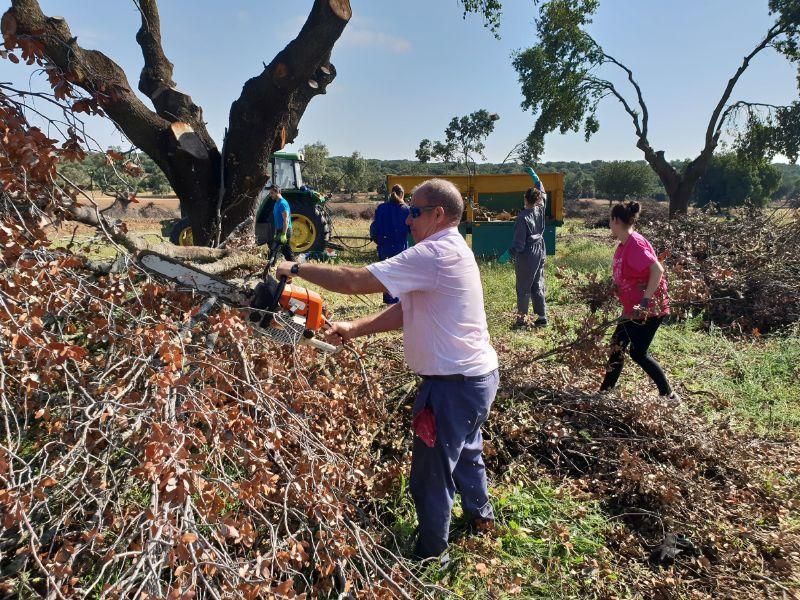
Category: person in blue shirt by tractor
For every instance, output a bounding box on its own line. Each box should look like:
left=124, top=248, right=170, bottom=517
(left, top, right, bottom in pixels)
left=370, top=184, right=411, bottom=303
left=268, top=184, right=294, bottom=267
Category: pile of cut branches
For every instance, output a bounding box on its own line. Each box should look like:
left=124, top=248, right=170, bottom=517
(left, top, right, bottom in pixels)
left=643, top=206, right=800, bottom=332
left=488, top=358, right=800, bottom=599
left=0, top=221, right=428, bottom=598
left=0, top=87, right=436, bottom=598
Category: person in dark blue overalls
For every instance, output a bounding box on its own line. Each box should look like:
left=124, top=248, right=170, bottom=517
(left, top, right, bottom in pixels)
left=510, top=187, right=548, bottom=328
left=370, top=184, right=410, bottom=303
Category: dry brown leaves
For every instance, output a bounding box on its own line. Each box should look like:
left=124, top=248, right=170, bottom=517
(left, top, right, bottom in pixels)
left=0, top=220, right=428, bottom=598
left=642, top=206, right=800, bottom=332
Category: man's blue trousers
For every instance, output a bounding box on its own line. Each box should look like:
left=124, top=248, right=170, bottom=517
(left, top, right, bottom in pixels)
left=409, top=369, right=499, bottom=559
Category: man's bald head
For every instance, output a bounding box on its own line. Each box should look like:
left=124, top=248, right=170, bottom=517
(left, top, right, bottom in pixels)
left=412, top=179, right=464, bottom=224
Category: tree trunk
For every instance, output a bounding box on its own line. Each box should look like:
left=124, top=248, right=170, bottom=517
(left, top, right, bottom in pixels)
left=667, top=184, right=693, bottom=217
left=638, top=139, right=713, bottom=219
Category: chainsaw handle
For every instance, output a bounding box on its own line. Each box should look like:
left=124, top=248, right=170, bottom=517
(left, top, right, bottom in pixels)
left=301, top=336, right=342, bottom=354
left=270, top=275, right=288, bottom=313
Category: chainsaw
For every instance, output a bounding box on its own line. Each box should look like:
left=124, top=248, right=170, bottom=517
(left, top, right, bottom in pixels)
left=137, top=251, right=340, bottom=354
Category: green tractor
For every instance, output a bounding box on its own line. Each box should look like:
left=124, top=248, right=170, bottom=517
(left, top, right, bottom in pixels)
left=167, top=151, right=332, bottom=253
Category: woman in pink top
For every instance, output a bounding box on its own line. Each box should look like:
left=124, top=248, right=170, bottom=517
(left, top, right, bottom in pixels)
left=600, top=201, right=679, bottom=401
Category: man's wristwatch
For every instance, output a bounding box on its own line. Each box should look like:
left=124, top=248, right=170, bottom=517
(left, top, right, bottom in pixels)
left=290, top=262, right=301, bottom=275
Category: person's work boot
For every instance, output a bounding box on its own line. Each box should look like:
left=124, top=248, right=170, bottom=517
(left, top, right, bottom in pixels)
left=533, top=317, right=548, bottom=328
left=660, top=391, right=681, bottom=404
left=470, top=517, right=496, bottom=535
left=511, top=316, right=527, bottom=330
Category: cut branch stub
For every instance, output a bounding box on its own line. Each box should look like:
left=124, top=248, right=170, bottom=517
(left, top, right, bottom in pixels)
left=328, top=0, right=352, bottom=20
left=170, top=122, right=209, bottom=161
left=151, top=85, right=202, bottom=123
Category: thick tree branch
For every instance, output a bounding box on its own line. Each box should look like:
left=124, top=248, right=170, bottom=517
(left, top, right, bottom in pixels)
left=66, top=204, right=229, bottom=261
left=219, top=0, right=351, bottom=237
left=706, top=22, right=787, bottom=148
left=603, top=52, right=650, bottom=139
left=590, top=77, right=643, bottom=138
left=133, top=0, right=213, bottom=148
left=134, top=0, right=175, bottom=99
left=193, top=252, right=264, bottom=275
left=715, top=101, right=786, bottom=138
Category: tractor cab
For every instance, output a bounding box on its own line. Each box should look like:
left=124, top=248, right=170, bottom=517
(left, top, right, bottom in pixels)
left=255, top=152, right=331, bottom=254
left=268, top=151, right=305, bottom=191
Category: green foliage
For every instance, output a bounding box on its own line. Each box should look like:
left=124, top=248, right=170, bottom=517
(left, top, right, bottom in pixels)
left=594, top=160, right=652, bottom=200
left=459, top=0, right=503, bottom=37
left=362, top=161, right=385, bottom=193
left=735, top=103, right=800, bottom=165
left=771, top=162, right=800, bottom=200
left=56, top=151, right=172, bottom=195
left=694, top=153, right=781, bottom=208
left=343, top=151, right=366, bottom=193
left=565, top=171, right=597, bottom=199
left=511, top=0, right=602, bottom=161
left=300, top=141, right=329, bottom=190
left=771, top=0, right=800, bottom=63
left=416, top=109, right=500, bottom=175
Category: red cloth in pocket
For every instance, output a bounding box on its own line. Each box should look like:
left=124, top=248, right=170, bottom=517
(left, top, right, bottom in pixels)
left=412, top=406, right=437, bottom=448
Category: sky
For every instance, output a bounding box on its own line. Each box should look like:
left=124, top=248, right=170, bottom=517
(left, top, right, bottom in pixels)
left=1, top=0, right=797, bottom=163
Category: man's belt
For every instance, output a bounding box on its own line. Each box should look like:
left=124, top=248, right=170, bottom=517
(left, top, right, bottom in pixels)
left=420, top=371, right=495, bottom=382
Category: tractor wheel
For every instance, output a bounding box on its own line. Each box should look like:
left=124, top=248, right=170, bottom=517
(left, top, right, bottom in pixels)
left=169, top=217, right=194, bottom=246
left=290, top=198, right=331, bottom=254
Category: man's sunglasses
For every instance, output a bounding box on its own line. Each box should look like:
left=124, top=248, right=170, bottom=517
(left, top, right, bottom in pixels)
left=409, top=205, right=439, bottom=219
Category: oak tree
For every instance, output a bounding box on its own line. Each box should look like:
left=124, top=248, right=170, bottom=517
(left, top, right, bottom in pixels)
left=512, top=0, right=800, bottom=216
left=416, top=109, right=500, bottom=176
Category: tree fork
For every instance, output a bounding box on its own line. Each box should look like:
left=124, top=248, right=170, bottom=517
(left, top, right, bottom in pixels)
left=8, top=0, right=351, bottom=247
left=219, top=0, right=350, bottom=242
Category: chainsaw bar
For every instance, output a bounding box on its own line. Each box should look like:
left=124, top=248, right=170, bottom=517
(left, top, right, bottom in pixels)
left=137, top=251, right=341, bottom=354
left=138, top=251, right=252, bottom=306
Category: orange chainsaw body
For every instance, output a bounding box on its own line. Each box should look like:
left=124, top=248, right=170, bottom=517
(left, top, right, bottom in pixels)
left=278, top=284, right=325, bottom=331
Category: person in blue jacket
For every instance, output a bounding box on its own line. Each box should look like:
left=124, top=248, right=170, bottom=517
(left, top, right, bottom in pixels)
left=370, top=184, right=411, bottom=303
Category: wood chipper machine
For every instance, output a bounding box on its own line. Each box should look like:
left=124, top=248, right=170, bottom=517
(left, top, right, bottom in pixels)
left=385, top=169, right=565, bottom=256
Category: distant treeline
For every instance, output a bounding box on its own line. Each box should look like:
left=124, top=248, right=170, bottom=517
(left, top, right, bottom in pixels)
left=58, top=147, right=800, bottom=208
left=321, top=152, right=800, bottom=208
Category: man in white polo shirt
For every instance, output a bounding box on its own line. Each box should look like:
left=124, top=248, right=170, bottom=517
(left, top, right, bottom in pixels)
left=276, top=179, right=499, bottom=560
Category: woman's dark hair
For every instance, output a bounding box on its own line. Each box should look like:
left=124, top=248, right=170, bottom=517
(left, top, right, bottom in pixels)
left=524, top=187, right=544, bottom=206
left=610, top=201, right=641, bottom=225
left=389, top=184, right=405, bottom=204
